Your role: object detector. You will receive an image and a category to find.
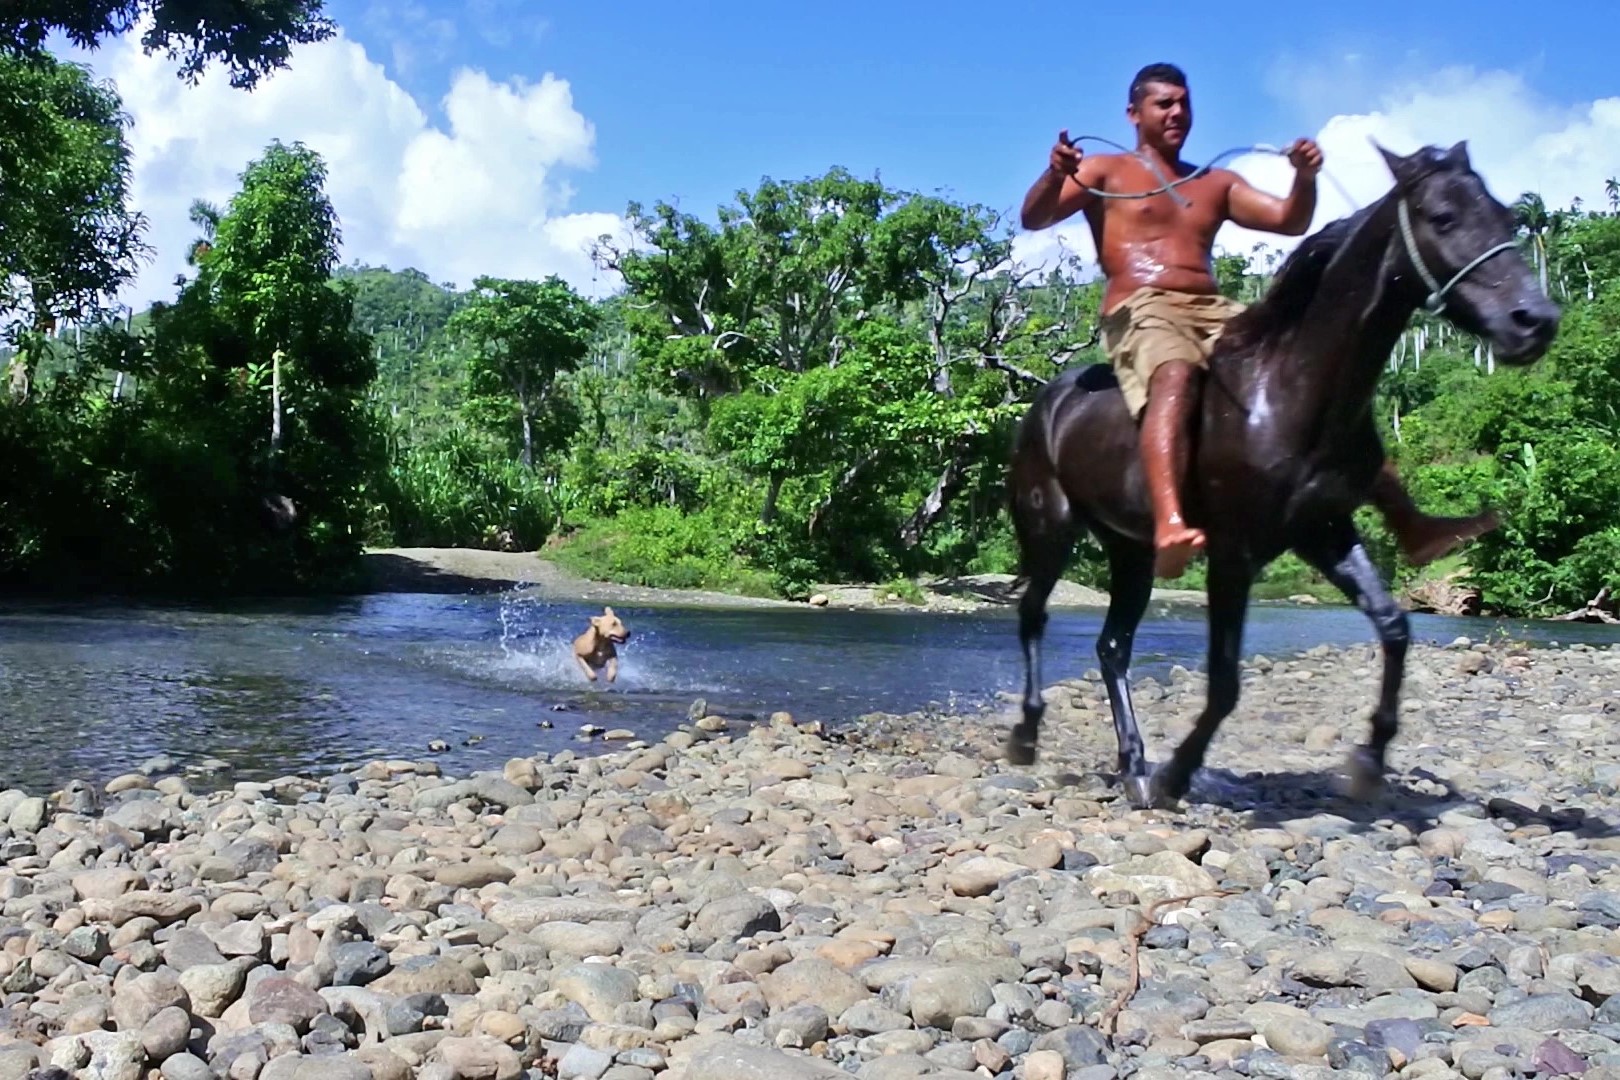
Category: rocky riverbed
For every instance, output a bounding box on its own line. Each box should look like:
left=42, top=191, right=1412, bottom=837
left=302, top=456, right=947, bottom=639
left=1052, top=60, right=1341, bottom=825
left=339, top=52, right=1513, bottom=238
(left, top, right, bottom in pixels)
left=2, top=637, right=1619, bottom=1080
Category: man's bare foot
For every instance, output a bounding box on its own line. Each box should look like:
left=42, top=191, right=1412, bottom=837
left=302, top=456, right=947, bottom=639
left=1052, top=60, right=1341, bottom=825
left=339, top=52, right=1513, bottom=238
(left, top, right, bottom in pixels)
left=1154, top=523, right=1206, bottom=579
left=1398, top=509, right=1500, bottom=567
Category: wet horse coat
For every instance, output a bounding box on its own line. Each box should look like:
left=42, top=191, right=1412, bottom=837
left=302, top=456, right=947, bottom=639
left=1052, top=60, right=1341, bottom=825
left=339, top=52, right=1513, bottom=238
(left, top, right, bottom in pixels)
left=1005, top=142, right=1560, bottom=808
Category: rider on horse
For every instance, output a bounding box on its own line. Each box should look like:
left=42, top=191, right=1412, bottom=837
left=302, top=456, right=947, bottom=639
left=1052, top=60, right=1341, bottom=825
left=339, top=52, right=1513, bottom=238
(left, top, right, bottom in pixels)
left=1019, top=61, right=1498, bottom=580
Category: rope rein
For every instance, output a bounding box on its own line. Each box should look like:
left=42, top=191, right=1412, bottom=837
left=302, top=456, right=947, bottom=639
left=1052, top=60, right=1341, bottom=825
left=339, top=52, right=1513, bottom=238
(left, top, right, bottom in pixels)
left=1060, top=134, right=1362, bottom=212
left=1058, top=134, right=1521, bottom=317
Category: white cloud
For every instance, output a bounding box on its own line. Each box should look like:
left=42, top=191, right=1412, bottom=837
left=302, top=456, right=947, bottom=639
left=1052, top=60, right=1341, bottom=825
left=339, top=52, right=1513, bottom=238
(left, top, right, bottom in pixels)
left=360, top=1, right=456, bottom=78
left=1223, top=66, right=1620, bottom=260
left=1012, top=66, right=1620, bottom=279
left=70, top=25, right=627, bottom=314
left=1009, top=219, right=1100, bottom=284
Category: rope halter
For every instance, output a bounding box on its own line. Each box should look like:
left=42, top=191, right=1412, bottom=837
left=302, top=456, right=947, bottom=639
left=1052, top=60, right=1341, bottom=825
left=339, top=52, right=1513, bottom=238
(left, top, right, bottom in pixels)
left=1396, top=199, right=1521, bottom=316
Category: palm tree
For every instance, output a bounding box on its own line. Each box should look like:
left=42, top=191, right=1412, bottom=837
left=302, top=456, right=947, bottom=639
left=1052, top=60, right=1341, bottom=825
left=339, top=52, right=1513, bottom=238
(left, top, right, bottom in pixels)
left=186, top=199, right=222, bottom=266
left=1606, top=177, right=1619, bottom=215
left=1512, top=192, right=1550, bottom=292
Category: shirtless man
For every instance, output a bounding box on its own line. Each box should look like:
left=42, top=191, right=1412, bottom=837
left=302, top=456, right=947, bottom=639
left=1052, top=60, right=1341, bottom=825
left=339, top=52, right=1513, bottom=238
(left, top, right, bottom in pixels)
left=1020, top=61, right=1498, bottom=578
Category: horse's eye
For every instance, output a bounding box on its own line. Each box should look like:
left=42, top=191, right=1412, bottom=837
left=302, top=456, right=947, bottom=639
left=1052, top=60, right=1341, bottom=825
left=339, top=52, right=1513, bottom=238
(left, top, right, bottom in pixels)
left=1431, top=210, right=1456, bottom=233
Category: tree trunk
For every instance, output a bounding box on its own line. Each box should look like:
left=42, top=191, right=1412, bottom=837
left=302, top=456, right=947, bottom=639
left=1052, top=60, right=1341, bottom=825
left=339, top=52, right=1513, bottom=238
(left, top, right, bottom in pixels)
left=899, top=434, right=976, bottom=549
left=520, top=406, right=534, bottom=469
left=270, top=348, right=283, bottom=456
left=760, top=473, right=784, bottom=526
left=6, top=340, right=30, bottom=403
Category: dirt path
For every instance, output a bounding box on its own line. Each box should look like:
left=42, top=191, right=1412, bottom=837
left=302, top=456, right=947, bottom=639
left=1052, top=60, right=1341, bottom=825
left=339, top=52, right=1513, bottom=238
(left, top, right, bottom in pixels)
left=361, top=548, right=1206, bottom=611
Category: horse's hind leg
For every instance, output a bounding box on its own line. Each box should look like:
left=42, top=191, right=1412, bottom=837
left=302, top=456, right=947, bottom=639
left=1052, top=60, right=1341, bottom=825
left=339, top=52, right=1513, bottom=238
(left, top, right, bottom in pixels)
left=1096, top=534, right=1155, bottom=807
left=1295, top=519, right=1409, bottom=797
left=1006, top=469, right=1075, bottom=766
left=1153, top=552, right=1253, bottom=805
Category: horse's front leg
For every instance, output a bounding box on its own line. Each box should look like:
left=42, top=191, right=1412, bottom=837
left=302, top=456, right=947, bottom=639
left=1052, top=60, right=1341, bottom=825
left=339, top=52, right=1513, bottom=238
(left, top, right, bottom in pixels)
left=1294, top=519, right=1409, bottom=797
left=1153, top=551, right=1253, bottom=805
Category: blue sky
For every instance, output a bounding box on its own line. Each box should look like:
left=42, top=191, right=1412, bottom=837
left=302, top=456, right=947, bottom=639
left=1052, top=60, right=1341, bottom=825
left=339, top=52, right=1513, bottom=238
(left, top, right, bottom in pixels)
left=327, top=0, right=1617, bottom=219
left=69, top=1, right=1620, bottom=307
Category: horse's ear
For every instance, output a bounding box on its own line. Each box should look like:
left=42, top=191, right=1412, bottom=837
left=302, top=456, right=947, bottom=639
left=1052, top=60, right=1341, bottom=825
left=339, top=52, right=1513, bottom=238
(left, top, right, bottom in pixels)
left=1445, top=140, right=1472, bottom=170
left=1373, top=139, right=1414, bottom=187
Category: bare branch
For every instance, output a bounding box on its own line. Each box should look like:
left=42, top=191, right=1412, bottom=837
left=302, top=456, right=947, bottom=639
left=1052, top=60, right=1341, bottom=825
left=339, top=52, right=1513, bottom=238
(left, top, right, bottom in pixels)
left=693, top=280, right=715, bottom=335
left=899, top=428, right=981, bottom=548
left=977, top=354, right=1047, bottom=388
left=809, top=449, right=881, bottom=536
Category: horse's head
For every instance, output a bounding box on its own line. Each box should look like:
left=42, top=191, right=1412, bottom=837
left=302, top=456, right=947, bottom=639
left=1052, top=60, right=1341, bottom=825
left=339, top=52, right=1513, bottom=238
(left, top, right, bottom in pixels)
left=1376, top=141, right=1560, bottom=365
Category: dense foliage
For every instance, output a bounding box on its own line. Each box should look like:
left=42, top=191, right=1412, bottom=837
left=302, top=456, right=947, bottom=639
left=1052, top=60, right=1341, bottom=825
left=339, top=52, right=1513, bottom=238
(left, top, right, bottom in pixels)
left=1376, top=209, right=1620, bottom=613
left=2, top=20, right=1618, bottom=615
left=2, top=0, right=334, bottom=89
left=1, top=139, right=383, bottom=593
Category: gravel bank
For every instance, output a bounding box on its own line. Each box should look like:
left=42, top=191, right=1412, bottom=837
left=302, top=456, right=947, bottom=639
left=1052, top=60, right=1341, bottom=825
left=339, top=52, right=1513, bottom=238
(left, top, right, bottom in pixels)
left=1, top=638, right=1618, bottom=1080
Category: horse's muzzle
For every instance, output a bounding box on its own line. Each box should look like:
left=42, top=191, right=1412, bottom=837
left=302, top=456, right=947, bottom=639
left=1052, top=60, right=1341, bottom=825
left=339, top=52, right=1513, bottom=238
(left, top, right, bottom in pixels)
left=1492, top=298, right=1561, bottom=365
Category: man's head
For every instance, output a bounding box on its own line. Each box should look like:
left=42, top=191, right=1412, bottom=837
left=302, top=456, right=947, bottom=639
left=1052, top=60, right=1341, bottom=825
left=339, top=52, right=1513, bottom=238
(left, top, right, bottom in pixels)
left=1127, top=62, right=1191, bottom=152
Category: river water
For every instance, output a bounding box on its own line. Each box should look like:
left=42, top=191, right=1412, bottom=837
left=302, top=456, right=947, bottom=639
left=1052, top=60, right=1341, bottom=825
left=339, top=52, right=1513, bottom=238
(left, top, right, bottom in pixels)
left=2, top=591, right=1617, bottom=792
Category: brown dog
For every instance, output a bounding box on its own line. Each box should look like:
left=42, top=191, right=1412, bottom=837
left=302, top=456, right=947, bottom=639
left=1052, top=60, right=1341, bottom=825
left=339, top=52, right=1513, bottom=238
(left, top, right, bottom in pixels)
left=572, top=606, right=629, bottom=682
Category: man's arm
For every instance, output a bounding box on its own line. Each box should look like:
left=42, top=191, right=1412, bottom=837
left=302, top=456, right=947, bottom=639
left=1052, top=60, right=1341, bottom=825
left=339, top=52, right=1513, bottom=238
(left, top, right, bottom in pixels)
left=1021, top=130, right=1104, bottom=231
left=1227, top=137, right=1322, bottom=236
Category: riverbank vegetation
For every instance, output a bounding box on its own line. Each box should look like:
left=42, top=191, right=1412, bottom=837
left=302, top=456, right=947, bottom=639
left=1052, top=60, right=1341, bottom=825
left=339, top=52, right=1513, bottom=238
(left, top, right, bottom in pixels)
left=2, top=7, right=1617, bottom=615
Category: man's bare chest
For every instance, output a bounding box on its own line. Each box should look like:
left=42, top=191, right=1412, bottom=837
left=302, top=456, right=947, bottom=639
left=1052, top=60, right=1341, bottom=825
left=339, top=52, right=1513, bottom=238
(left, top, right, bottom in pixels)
left=1101, top=162, right=1228, bottom=234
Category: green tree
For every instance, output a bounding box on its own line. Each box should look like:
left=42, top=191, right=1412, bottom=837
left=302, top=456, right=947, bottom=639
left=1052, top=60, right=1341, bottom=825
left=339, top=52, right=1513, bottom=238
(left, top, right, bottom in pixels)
left=597, top=167, right=1093, bottom=546
left=0, top=52, right=145, bottom=359
left=446, top=276, right=600, bottom=468
left=595, top=168, right=905, bottom=409
left=2, top=0, right=334, bottom=90
left=339, top=263, right=465, bottom=442
left=185, top=141, right=370, bottom=461
left=150, top=138, right=380, bottom=583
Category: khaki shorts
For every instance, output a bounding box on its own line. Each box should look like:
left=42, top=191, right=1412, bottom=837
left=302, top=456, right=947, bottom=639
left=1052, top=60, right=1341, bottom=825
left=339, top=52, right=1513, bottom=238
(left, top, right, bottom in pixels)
left=1099, top=286, right=1246, bottom=419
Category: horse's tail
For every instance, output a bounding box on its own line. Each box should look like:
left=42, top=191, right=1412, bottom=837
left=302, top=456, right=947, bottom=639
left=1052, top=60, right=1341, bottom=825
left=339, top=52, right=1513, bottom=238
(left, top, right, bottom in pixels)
left=1005, top=369, right=1088, bottom=590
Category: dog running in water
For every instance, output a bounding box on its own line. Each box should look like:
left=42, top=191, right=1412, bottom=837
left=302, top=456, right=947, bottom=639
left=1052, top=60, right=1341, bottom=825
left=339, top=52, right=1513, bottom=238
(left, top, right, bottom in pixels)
left=572, top=606, right=630, bottom=683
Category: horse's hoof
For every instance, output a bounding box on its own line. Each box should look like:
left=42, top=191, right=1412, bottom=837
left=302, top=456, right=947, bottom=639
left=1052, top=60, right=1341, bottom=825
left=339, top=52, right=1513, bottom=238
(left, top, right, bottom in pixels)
left=1148, top=767, right=1190, bottom=809
left=1343, top=749, right=1386, bottom=801
left=1005, top=731, right=1038, bottom=766
left=1123, top=774, right=1156, bottom=810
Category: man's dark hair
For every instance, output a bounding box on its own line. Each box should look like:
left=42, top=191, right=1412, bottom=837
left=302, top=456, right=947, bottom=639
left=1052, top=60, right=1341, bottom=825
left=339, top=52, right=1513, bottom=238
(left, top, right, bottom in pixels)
left=1129, top=62, right=1188, bottom=105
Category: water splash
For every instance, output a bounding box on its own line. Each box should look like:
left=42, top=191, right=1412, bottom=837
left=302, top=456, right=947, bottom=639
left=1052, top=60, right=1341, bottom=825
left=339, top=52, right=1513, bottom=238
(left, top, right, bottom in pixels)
left=480, top=592, right=730, bottom=697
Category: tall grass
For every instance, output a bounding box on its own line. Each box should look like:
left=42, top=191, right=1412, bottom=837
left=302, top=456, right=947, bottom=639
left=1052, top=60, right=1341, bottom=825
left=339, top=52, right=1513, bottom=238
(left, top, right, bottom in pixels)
left=373, top=428, right=553, bottom=550
left=549, top=506, right=778, bottom=596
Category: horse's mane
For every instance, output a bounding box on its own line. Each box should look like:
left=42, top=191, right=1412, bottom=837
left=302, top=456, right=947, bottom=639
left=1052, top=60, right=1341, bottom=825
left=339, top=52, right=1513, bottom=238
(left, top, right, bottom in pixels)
left=1214, top=204, right=1376, bottom=357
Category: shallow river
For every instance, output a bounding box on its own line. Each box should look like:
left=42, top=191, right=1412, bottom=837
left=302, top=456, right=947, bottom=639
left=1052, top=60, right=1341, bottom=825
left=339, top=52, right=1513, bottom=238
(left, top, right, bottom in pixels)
left=2, top=591, right=1617, bottom=792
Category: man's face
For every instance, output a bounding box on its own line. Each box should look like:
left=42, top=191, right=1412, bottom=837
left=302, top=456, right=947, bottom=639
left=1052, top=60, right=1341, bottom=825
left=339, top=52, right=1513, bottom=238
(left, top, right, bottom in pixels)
left=1129, top=81, right=1192, bottom=149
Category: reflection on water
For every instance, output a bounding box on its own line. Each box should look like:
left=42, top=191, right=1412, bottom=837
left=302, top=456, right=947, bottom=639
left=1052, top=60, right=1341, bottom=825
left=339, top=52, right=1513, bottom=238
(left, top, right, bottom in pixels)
left=1, top=589, right=1616, bottom=793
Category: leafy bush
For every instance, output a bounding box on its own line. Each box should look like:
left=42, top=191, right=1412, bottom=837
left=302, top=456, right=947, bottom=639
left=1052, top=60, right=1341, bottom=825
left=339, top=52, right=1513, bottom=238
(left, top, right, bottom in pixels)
left=373, top=427, right=553, bottom=551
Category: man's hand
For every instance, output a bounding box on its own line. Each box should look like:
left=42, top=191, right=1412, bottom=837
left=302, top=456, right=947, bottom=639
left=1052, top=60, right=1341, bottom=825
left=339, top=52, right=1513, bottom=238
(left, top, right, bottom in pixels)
left=1287, top=137, right=1323, bottom=177
left=1050, top=129, right=1084, bottom=178
left=1023, top=129, right=1093, bottom=229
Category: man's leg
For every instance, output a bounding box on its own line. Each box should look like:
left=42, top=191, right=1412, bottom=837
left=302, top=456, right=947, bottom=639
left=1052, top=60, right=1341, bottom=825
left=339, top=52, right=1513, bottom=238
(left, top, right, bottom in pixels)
left=1140, top=358, right=1205, bottom=579
left=1368, top=460, right=1499, bottom=567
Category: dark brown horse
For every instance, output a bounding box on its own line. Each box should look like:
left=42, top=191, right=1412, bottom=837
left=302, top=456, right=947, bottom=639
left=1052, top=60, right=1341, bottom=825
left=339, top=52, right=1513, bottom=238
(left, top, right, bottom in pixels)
left=1006, top=142, right=1560, bottom=809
